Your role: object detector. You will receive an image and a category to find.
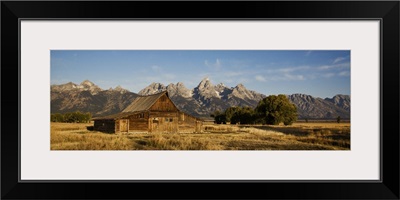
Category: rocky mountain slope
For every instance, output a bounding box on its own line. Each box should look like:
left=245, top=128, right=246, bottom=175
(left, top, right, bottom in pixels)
left=51, top=80, right=138, bottom=117
left=287, top=94, right=350, bottom=119
left=138, top=78, right=266, bottom=116
left=51, top=79, right=350, bottom=119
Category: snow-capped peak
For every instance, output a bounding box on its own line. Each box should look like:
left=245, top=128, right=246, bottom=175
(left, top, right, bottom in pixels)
left=138, top=82, right=166, bottom=96
left=197, top=77, right=213, bottom=89
left=80, top=80, right=95, bottom=87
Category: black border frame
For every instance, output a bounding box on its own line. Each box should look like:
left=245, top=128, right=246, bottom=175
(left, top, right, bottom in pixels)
left=2, top=1, right=399, bottom=199
left=16, top=18, right=382, bottom=184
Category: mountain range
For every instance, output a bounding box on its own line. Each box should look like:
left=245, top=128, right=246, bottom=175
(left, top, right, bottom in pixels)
left=51, top=79, right=350, bottom=119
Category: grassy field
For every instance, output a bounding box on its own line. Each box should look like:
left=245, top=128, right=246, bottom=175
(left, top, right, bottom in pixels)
left=51, top=122, right=350, bottom=150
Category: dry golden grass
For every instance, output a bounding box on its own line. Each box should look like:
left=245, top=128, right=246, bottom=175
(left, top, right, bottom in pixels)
left=291, top=122, right=350, bottom=129
left=51, top=122, right=350, bottom=150
left=51, top=123, right=133, bottom=150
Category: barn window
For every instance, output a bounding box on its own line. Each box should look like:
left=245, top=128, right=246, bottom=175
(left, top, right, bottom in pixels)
left=165, top=118, right=173, bottom=122
left=164, top=118, right=173, bottom=122
left=139, top=113, right=144, bottom=118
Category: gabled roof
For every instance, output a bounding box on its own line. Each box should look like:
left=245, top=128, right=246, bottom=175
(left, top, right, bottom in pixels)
left=122, top=91, right=168, bottom=113
left=93, top=91, right=204, bottom=121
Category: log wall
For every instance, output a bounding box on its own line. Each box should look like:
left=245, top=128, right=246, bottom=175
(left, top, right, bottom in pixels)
left=128, top=113, right=149, bottom=132
left=178, top=112, right=203, bottom=133
left=148, top=111, right=179, bottom=133
left=94, top=94, right=204, bottom=133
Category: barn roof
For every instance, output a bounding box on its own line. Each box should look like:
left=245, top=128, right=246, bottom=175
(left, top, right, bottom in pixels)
left=92, top=112, right=139, bottom=120
left=122, top=91, right=169, bottom=113
left=92, top=91, right=204, bottom=121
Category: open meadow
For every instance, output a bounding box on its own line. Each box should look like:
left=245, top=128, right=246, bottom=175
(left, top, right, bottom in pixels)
left=51, top=122, right=350, bottom=150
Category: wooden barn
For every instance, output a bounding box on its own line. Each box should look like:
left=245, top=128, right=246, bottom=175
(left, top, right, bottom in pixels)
left=93, top=91, right=203, bottom=133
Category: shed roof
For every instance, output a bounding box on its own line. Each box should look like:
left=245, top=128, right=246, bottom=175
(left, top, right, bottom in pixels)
left=92, top=112, right=139, bottom=120
left=122, top=91, right=169, bottom=113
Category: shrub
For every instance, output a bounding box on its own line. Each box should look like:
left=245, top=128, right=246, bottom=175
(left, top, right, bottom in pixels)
left=51, top=111, right=92, bottom=123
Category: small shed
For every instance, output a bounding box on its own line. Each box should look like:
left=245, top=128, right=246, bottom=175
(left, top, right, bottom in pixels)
left=93, top=91, right=203, bottom=133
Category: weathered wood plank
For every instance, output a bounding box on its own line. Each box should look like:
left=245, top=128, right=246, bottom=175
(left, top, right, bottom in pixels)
left=93, top=93, right=203, bottom=133
left=149, top=94, right=179, bottom=112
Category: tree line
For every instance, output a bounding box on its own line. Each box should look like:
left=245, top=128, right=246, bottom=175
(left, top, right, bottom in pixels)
left=211, top=95, right=298, bottom=125
left=51, top=111, right=92, bottom=123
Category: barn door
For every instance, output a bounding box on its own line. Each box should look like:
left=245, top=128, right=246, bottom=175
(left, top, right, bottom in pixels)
left=120, top=119, right=129, bottom=133
left=152, top=119, right=159, bottom=133
left=195, top=120, right=201, bottom=133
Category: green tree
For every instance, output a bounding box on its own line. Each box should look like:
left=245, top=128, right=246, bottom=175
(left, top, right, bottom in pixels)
left=50, top=111, right=92, bottom=123
left=336, top=116, right=341, bottom=123
left=224, top=107, right=241, bottom=123
left=210, top=110, right=221, bottom=118
left=211, top=110, right=225, bottom=124
left=215, top=114, right=227, bottom=124
left=231, top=106, right=255, bottom=124
left=255, top=95, right=298, bottom=125
left=51, top=113, right=64, bottom=122
left=84, top=112, right=92, bottom=123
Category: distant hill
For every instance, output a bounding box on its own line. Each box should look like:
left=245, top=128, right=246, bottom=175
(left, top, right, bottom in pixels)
left=51, top=80, right=138, bottom=117
left=51, top=79, right=350, bottom=119
left=287, top=94, right=350, bottom=119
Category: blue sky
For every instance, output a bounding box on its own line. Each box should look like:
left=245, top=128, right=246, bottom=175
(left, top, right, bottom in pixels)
left=51, top=50, right=350, bottom=98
